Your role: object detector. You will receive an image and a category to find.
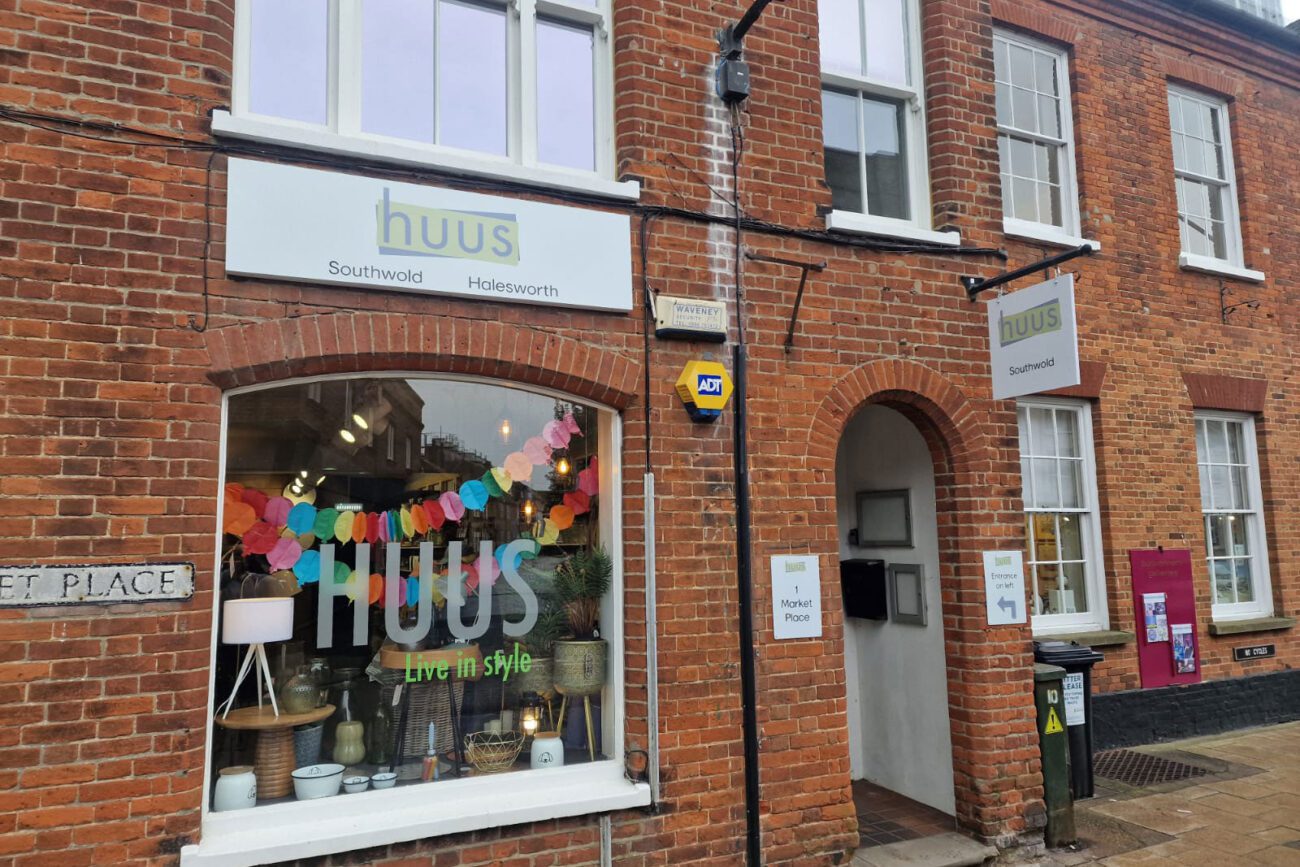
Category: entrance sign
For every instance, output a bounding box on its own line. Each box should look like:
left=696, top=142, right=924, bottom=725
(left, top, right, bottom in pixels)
left=982, top=551, right=1028, bottom=625
left=225, top=158, right=633, bottom=312
left=0, top=562, right=195, bottom=607
left=987, top=274, right=1080, bottom=400
left=770, top=555, right=822, bottom=639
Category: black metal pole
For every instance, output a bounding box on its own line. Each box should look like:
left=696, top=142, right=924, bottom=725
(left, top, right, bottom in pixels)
left=733, top=341, right=762, bottom=866
left=962, top=243, right=1093, bottom=300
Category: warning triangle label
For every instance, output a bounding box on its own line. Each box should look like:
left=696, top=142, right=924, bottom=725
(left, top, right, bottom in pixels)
left=1044, top=707, right=1064, bottom=735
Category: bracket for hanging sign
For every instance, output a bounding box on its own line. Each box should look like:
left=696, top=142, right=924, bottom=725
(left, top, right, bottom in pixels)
left=744, top=251, right=826, bottom=353
left=962, top=244, right=1094, bottom=302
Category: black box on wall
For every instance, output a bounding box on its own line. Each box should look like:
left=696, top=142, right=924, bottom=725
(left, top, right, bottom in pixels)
left=841, top=559, right=887, bottom=620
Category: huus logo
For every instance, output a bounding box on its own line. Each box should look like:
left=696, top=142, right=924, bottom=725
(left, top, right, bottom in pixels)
left=999, top=299, right=1061, bottom=347
left=376, top=188, right=520, bottom=265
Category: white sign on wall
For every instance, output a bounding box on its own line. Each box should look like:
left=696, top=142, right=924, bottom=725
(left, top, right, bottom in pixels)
left=770, top=555, right=822, bottom=640
left=0, top=563, right=195, bottom=607
left=225, top=158, right=633, bottom=312
left=982, top=551, right=1027, bottom=626
left=987, top=274, right=1080, bottom=400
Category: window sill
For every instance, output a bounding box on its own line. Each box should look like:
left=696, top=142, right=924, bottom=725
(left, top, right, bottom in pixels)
left=210, top=111, right=641, bottom=203
left=1003, top=220, right=1100, bottom=252
left=1179, top=253, right=1265, bottom=283
left=180, top=761, right=649, bottom=867
left=1034, top=628, right=1135, bottom=648
left=826, top=210, right=962, bottom=247
left=1207, top=616, right=1296, bottom=636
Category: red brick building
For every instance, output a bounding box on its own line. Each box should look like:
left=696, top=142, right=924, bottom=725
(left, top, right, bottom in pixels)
left=1, top=0, right=1297, bottom=865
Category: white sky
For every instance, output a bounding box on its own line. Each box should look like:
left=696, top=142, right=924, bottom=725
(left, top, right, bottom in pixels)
left=1285, top=0, right=1300, bottom=23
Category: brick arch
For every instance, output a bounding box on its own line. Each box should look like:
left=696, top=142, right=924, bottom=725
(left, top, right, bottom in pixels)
left=804, top=360, right=1037, bottom=839
left=203, top=312, right=642, bottom=409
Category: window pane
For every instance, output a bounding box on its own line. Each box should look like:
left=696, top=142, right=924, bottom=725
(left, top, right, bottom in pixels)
left=1207, top=185, right=1229, bottom=259
left=819, top=0, right=863, bottom=76
left=861, top=97, right=908, bottom=219
left=1059, top=561, right=1087, bottom=614
left=1032, top=458, right=1060, bottom=508
left=1028, top=407, right=1055, bottom=456
left=1038, top=94, right=1061, bottom=139
left=215, top=378, right=608, bottom=810
left=1030, top=513, right=1058, bottom=562
left=1229, top=514, right=1249, bottom=556
left=537, top=19, right=596, bottom=170
left=1058, top=514, right=1083, bottom=561
left=249, top=0, right=329, bottom=124
left=1012, top=87, right=1037, bottom=134
left=823, top=90, right=863, bottom=213
left=439, top=0, right=507, bottom=155
left=1008, top=43, right=1035, bottom=89
left=1195, top=420, right=1209, bottom=461
left=1058, top=460, right=1081, bottom=508
left=1210, top=465, right=1232, bottom=510
left=864, top=0, right=908, bottom=85
left=995, top=83, right=1013, bottom=127
left=363, top=0, right=436, bottom=142
left=1034, top=51, right=1058, bottom=96
left=1208, top=514, right=1231, bottom=557
left=1198, top=465, right=1211, bottom=510
left=1230, top=466, right=1248, bottom=510
left=1208, top=420, right=1229, bottom=463
left=1212, top=559, right=1235, bottom=604
left=1225, top=421, right=1245, bottom=463
left=1234, top=558, right=1254, bottom=602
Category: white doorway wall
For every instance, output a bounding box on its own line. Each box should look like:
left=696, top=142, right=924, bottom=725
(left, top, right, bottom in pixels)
left=837, top=405, right=956, bottom=815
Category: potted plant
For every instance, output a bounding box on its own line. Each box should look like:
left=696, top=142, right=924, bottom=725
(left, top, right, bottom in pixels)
left=552, top=546, right=612, bottom=696
left=512, top=598, right=564, bottom=700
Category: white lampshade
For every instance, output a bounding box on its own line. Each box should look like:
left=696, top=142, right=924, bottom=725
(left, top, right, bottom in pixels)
left=222, top=597, right=294, bottom=645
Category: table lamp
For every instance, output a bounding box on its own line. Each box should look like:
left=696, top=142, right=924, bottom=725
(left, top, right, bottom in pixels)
left=216, top=597, right=294, bottom=718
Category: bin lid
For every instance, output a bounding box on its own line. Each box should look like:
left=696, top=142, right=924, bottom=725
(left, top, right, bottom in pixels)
left=1033, top=639, right=1104, bottom=666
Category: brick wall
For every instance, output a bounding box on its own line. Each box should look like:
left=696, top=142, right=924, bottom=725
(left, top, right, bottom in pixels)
left=1, top=0, right=1298, bottom=864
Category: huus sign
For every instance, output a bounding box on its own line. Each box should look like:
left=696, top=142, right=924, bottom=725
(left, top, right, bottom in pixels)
left=225, top=158, right=632, bottom=311
left=315, top=540, right=538, bottom=649
left=987, top=274, right=1080, bottom=400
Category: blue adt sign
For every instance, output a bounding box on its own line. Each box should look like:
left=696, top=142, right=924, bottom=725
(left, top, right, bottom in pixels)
left=697, top=374, right=724, bottom=397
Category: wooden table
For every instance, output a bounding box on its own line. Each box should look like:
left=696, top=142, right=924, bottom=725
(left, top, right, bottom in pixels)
left=214, top=704, right=334, bottom=799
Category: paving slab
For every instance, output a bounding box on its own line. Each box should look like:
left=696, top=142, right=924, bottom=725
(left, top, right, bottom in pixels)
left=851, top=832, right=996, bottom=866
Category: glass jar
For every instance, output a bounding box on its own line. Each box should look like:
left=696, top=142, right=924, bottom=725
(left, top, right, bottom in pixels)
left=367, top=699, right=392, bottom=766
left=279, top=666, right=321, bottom=715
left=306, top=657, right=331, bottom=706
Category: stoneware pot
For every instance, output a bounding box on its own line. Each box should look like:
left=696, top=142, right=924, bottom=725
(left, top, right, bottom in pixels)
left=291, top=763, right=344, bottom=800
left=213, top=765, right=257, bottom=811
left=553, top=639, right=606, bottom=696
left=529, top=732, right=565, bottom=770
left=513, top=655, right=554, bottom=698
left=293, top=722, right=323, bottom=768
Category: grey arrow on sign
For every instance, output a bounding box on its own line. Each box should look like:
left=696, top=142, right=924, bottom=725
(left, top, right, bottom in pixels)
left=997, top=597, right=1017, bottom=619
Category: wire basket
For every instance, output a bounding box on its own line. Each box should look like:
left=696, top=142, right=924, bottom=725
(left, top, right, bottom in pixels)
left=464, top=731, right=524, bottom=774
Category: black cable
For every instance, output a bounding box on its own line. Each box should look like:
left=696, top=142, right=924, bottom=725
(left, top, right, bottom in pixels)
left=188, top=149, right=221, bottom=333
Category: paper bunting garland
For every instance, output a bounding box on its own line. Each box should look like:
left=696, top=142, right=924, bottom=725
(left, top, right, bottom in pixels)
left=562, top=412, right=582, bottom=435
left=439, top=491, right=465, bottom=521
left=293, top=549, right=321, bottom=584
left=312, top=508, right=338, bottom=541
left=542, top=420, right=570, bottom=450
left=377, top=512, right=390, bottom=543
left=423, top=498, right=445, bottom=530
left=334, top=510, right=355, bottom=543
left=368, top=573, right=383, bottom=605
left=223, top=501, right=256, bottom=536
left=332, top=560, right=350, bottom=584
left=365, top=512, right=380, bottom=544
left=268, top=537, right=302, bottom=571
left=241, top=487, right=269, bottom=519
left=264, top=496, right=292, bottom=528
left=410, top=503, right=429, bottom=535
left=400, top=506, right=414, bottom=539
left=536, top=518, right=560, bottom=546
left=459, top=480, right=489, bottom=511
left=504, top=452, right=532, bottom=484
left=577, top=457, right=600, bottom=496
left=549, top=504, right=575, bottom=531
left=489, top=467, right=513, bottom=494
left=287, top=502, right=316, bottom=536
left=563, top=490, right=590, bottom=516
left=242, top=521, right=279, bottom=555
left=495, top=543, right=524, bottom=571
left=224, top=482, right=245, bottom=503
left=522, top=437, right=551, bottom=465
left=474, top=554, right=501, bottom=591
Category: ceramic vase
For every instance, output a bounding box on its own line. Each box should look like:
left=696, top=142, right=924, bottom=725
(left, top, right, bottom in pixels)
left=553, top=640, right=606, bottom=696
left=333, top=721, right=366, bottom=767
left=213, top=765, right=257, bottom=811
left=530, top=732, right=564, bottom=770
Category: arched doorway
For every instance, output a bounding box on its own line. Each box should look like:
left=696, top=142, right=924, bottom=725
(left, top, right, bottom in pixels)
left=837, top=404, right=957, bottom=838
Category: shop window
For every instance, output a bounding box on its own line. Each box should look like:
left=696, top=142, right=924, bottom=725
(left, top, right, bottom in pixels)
left=227, top=0, right=616, bottom=185
left=819, top=0, right=949, bottom=244
left=1194, top=412, right=1273, bottom=621
left=1168, top=87, right=1245, bottom=266
left=994, top=30, right=1085, bottom=245
left=204, top=375, right=640, bottom=861
left=1017, top=399, right=1108, bottom=632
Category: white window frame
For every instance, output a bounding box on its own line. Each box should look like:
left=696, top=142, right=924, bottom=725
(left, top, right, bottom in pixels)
left=1018, top=398, right=1109, bottom=634
left=214, top=0, right=638, bottom=202
left=821, top=0, right=960, bottom=247
left=1167, top=86, right=1257, bottom=279
left=183, top=372, right=646, bottom=867
left=994, top=30, right=1092, bottom=250
left=1194, top=410, right=1274, bottom=622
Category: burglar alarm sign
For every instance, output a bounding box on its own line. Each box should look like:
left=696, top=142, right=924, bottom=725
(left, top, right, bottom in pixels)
left=675, top=360, right=734, bottom=422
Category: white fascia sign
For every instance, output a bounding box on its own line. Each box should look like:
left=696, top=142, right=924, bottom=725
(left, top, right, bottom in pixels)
left=224, top=158, right=633, bottom=312
left=987, top=274, right=1080, bottom=400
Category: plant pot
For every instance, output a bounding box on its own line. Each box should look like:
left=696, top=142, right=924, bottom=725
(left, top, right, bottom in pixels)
left=293, top=722, right=323, bottom=768
left=553, top=639, right=606, bottom=697
left=513, top=656, right=554, bottom=698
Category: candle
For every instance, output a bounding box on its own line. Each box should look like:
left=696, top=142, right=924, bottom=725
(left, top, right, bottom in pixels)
left=485, top=720, right=502, bottom=735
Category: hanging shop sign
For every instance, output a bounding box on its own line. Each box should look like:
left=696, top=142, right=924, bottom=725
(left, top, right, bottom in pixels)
left=654, top=296, right=728, bottom=342
left=982, top=551, right=1028, bottom=626
left=987, top=274, right=1080, bottom=400
left=675, top=360, right=734, bottom=422
left=0, top=562, right=195, bottom=607
left=224, top=158, right=633, bottom=312
left=770, top=555, right=822, bottom=640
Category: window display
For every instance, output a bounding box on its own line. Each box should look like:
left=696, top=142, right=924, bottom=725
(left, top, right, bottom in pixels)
left=211, top=377, right=610, bottom=811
